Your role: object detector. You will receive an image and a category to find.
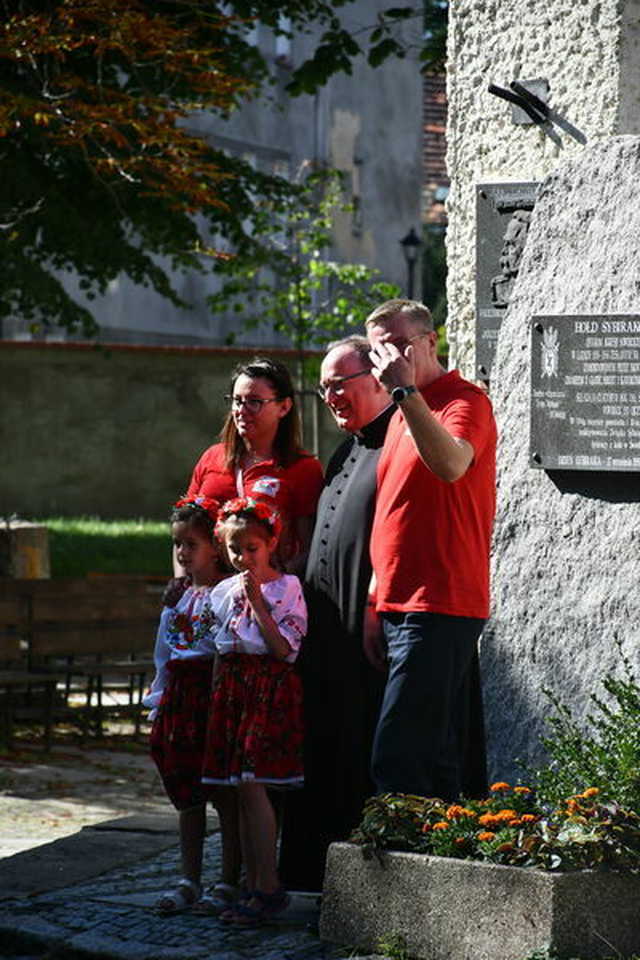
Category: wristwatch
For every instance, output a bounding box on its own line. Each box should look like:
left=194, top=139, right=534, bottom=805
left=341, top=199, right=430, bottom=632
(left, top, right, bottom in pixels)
left=391, top=384, right=417, bottom=404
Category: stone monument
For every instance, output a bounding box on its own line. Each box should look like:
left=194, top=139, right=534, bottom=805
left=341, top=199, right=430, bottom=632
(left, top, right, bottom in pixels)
left=446, top=0, right=640, bottom=778
left=487, top=136, right=640, bottom=777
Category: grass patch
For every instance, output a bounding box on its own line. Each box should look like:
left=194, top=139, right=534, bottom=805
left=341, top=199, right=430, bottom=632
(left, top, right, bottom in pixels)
left=39, top=516, right=170, bottom=578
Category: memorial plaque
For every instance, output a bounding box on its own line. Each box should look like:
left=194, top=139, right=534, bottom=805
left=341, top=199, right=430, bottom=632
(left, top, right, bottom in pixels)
left=476, top=182, right=539, bottom=381
left=530, top=315, right=640, bottom=471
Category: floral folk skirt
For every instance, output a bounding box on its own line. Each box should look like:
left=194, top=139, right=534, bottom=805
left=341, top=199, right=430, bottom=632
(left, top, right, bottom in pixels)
left=150, top=657, right=214, bottom=810
left=201, top=653, right=304, bottom=788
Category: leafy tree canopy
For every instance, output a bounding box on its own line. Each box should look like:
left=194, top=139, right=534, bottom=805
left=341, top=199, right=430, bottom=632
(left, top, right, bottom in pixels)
left=0, top=1, right=445, bottom=335
left=208, top=166, right=400, bottom=361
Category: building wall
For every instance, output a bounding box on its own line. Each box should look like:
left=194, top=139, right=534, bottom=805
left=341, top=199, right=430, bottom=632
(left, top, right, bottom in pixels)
left=422, top=74, right=449, bottom=226
left=1, top=342, right=340, bottom=520
left=446, top=0, right=640, bottom=375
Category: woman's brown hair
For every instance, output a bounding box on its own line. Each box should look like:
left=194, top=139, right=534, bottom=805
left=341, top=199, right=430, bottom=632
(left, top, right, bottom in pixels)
left=220, top=357, right=303, bottom=469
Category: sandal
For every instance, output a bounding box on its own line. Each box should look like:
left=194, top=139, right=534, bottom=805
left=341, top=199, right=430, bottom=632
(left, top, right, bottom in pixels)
left=229, top=887, right=290, bottom=927
left=192, top=882, right=241, bottom=916
left=155, top=878, right=201, bottom=915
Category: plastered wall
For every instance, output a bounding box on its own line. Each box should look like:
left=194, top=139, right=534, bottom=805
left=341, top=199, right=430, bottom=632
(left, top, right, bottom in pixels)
left=446, top=0, right=640, bottom=375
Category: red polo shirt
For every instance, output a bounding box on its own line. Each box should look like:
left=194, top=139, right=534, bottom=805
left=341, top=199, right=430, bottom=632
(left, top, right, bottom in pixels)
left=370, top=371, right=496, bottom=619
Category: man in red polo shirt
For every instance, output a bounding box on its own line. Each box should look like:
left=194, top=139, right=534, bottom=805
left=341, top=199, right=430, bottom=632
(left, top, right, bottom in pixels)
left=365, top=298, right=496, bottom=801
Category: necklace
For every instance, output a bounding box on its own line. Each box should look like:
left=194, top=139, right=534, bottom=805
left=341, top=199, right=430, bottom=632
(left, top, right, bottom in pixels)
left=243, top=450, right=270, bottom=468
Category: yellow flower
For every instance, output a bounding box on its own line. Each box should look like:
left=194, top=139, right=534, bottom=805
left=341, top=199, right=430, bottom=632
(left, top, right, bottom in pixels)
left=581, top=787, right=600, bottom=798
left=514, top=786, right=531, bottom=794
left=433, top=821, right=449, bottom=831
left=490, top=781, right=511, bottom=792
left=477, top=831, right=496, bottom=841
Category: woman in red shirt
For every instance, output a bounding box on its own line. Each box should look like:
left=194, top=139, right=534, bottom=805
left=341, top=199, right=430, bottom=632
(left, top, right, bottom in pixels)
left=185, top=357, right=323, bottom=571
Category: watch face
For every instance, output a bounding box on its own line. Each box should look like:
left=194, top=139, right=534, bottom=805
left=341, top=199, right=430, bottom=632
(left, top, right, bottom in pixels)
left=392, top=387, right=406, bottom=403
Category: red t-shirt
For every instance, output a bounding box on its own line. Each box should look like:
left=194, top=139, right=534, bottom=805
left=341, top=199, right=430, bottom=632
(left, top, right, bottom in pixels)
left=186, top=443, right=324, bottom=559
left=370, top=371, right=496, bottom=619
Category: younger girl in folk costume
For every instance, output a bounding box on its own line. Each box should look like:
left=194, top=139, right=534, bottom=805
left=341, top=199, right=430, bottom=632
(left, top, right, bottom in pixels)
left=144, top=495, right=228, bottom=914
left=201, top=496, right=306, bottom=925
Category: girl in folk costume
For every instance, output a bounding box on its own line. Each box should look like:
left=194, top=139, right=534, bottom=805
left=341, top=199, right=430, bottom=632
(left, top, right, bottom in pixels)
left=201, top=496, right=306, bottom=925
left=144, top=495, right=228, bottom=914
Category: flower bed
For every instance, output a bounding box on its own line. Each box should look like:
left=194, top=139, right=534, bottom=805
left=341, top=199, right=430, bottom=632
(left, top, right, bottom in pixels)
left=350, top=783, right=640, bottom=873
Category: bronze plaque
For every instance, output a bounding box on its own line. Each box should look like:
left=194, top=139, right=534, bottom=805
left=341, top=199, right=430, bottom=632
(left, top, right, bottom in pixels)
left=530, top=315, right=640, bottom=471
left=476, top=182, right=538, bottom=381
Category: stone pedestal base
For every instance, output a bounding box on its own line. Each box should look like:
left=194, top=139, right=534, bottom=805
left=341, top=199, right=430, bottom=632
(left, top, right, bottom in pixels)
left=319, top=842, right=640, bottom=960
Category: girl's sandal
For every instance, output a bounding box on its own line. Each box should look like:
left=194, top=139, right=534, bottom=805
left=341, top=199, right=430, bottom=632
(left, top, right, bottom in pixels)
left=155, top=878, right=201, bottom=915
left=229, top=887, right=290, bottom=927
left=192, top=882, right=241, bottom=916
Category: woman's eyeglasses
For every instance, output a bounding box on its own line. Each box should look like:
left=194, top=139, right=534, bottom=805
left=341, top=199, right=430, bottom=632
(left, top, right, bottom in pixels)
left=225, top=395, right=280, bottom=414
left=316, top=369, right=371, bottom=400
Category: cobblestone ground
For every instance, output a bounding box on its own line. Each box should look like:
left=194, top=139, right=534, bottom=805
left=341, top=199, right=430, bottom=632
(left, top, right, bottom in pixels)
left=0, top=833, right=378, bottom=960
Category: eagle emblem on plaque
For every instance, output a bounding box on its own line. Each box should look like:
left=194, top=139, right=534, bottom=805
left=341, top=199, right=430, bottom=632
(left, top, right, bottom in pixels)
left=541, top=325, right=559, bottom=378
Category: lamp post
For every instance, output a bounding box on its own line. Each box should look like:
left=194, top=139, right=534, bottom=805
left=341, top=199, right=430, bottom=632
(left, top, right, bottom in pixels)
left=399, top=227, right=422, bottom=299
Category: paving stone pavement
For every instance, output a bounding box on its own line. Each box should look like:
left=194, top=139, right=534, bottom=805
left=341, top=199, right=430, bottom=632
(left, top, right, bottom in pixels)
left=0, top=832, right=379, bottom=960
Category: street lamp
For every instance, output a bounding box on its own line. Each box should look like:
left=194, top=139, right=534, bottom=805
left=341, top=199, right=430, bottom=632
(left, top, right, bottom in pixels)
left=399, top=227, right=422, bottom=299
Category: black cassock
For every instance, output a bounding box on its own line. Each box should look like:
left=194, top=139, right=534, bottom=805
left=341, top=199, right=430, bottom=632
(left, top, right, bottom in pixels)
left=278, top=405, right=394, bottom=891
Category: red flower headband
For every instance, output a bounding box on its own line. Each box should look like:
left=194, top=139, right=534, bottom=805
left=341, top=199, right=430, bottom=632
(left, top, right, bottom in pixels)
left=174, top=494, right=221, bottom=522
left=215, top=496, right=282, bottom=540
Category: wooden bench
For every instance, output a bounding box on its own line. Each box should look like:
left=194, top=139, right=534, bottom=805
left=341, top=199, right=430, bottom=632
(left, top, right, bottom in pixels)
left=0, top=576, right=164, bottom=745
left=0, top=591, right=65, bottom=749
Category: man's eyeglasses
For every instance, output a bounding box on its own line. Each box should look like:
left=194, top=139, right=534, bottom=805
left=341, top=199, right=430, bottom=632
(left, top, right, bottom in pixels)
left=382, top=332, right=430, bottom=352
left=316, top=369, right=370, bottom=400
left=225, top=395, right=280, bottom=414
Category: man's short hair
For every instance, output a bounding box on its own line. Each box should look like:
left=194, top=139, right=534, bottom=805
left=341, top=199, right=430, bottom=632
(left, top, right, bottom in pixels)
left=365, top=298, right=434, bottom=333
left=325, top=334, right=374, bottom=370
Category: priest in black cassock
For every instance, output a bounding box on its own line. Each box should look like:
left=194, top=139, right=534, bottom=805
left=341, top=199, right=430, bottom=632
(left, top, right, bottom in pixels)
left=278, top=335, right=394, bottom=892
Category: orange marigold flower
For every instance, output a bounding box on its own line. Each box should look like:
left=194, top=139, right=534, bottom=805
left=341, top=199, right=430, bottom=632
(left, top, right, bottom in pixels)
left=478, top=813, right=500, bottom=827
left=513, top=786, right=531, bottom=794
left=490, top=781, right=511, bottom=792
left=581, top=787, right=600, bottom=798
left=421, top=822, right=432, bottom=833
left=454, top=837, right=467, bottom=846
left=433, top=821, right=449, bottom=831
left=508, top=819, right=522, bottom=828
left=521, top=814, right=538, bottom=823
left=446, top=804, right=477, bottom=820
left=566, top=799, right=579, bottom=813
left=494, top=808, right=518, bottom=822
left=477, top=831, right=496, bottom=841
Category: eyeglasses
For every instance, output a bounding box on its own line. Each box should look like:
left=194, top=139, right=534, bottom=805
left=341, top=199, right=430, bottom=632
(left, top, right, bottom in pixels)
left=225, top=395, right=281, bottom=414
left=316, top=369, right=371, bottom=400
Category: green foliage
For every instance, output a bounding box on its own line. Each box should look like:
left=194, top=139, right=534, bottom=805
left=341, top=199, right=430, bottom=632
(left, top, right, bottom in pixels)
left=42, top=516, right=168, bottom=577
left=376, top=931, right=410, bottom=960
left=532, top=644, right=640, bottom=814
left=208, top=166, right=400, bottom=365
